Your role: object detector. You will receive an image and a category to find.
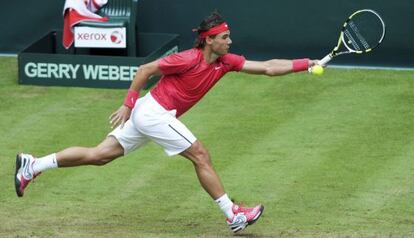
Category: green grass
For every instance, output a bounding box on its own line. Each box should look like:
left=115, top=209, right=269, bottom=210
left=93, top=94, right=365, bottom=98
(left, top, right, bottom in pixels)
left=1, top=56, right=414, bottom=237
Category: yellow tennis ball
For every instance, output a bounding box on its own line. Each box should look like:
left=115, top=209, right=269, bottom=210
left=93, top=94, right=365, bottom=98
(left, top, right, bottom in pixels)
left=311, top=65, right=324, bottom=76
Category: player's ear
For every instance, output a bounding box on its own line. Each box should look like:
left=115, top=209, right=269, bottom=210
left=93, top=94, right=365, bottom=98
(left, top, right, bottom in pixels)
left=205, top=36, right=214, bottom=45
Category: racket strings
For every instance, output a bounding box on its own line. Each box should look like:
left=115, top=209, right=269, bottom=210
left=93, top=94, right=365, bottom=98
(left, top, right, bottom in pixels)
left=342, top=10, right=385, bottom=53
left=348, top=21, right=370, bottom=49
left=344, top=29, right=362, bottom=51
left=344, top=21, right=372, bottom=51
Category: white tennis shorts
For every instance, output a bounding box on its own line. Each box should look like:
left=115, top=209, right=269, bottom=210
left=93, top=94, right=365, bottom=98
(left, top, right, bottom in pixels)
left=108, top=92, right=197, bottom=156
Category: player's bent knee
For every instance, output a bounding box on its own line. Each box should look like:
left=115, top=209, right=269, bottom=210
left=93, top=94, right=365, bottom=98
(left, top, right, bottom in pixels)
left=181, top=141, right=213, bottom=168
left=87, top=137, right=124, bottom=166
left=192, top=145, right=212, bottom=167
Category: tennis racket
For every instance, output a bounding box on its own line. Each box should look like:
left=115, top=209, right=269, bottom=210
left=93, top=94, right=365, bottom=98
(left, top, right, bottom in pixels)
left=319, top=9, right=386, bottom=66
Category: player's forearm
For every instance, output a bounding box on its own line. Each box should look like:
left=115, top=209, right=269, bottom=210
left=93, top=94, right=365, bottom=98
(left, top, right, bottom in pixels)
left=242, top=58, right=315, bottom=76
left=265, top=58, right=315, bottom=76
left=129, top=64, right=155, bottom=92
left=264, top=59, right=294, bottom=76
left=123, top=61, right=161, bottom=109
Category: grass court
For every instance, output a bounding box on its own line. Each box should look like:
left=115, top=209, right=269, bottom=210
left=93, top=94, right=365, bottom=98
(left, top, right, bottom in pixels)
left=1, top=57, right=413, bottom=237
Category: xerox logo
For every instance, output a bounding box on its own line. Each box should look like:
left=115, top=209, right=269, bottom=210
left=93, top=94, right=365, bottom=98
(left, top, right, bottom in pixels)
left=74, top=27, right=126, bottom=48
left=110, top=31, right=123, bottom=44
left=77, top=33, right=107, bottom=41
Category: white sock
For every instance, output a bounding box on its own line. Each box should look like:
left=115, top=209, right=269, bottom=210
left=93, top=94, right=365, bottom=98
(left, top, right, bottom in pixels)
left=32, top=153, right=58, bottom=174
left=215, top=193, right=234, bottom=219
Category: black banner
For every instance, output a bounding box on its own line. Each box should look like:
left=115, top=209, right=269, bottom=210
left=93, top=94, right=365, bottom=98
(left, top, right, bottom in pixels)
left=18, top=32, right=179, bottom=89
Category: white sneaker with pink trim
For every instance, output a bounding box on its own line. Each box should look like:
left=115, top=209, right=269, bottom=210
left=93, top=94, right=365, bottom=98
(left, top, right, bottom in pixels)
left=15, top=153, right=40, bottom=197
left=226, top=204, right=264, bottom=233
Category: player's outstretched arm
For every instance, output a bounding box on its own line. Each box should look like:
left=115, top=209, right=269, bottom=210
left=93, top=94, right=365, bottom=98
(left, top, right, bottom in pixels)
left=109, top=60, right=162, bottom=128
left=241, top=59, right=317, bottom=76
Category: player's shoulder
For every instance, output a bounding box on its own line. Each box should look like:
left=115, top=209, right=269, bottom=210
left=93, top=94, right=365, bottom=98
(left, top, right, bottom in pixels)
left=168, top=48, right=203, bottom=64
left=219, top=53, right=244, bottom=63
left=158, top=48, right=203, bottom=74
left=218, top=53, right=245, bottom=71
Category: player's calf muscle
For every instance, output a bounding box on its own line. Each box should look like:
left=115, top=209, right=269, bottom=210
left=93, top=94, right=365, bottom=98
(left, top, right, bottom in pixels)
left=57, top=145, right=122, bottom=167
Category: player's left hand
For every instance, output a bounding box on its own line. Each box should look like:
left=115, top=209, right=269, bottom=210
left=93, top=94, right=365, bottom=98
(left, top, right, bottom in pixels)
left=109, top=105, right=132, bottom=129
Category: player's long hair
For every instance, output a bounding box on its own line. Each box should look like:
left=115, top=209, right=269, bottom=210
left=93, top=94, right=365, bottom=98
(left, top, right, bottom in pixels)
left=193, top=11, right=225, bottom=49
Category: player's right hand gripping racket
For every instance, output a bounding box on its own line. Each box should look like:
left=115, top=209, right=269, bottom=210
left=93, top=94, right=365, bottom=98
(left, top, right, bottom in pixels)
left=319, top=9, right=386, bottom=66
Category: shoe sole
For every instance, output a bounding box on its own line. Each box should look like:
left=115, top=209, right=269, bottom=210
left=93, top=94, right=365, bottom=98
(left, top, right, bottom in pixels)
left=14, top=154, right=23, bottom=197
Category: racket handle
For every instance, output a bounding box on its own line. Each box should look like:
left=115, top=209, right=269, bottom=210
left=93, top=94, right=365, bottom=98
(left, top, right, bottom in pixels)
left=319, top=54, right=333, bottom=66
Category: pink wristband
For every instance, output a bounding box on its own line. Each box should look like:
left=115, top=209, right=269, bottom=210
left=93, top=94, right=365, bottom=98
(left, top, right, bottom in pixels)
left=292, top=58, right=310, bottom=72
left=123, top=89, right=139, bottom=109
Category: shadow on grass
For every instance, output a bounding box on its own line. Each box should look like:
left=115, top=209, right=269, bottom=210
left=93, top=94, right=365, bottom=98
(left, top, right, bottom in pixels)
left=234, top=233, right=274, bottom=238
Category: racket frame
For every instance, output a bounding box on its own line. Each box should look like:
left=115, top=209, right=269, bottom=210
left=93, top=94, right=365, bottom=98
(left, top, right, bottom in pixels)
left=319, top=9, right=386, bottom=66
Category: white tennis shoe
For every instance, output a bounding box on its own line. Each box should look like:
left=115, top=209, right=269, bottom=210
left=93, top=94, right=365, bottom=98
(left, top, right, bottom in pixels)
left=226, top=203, right=264, bottom=233
left=15, top=153, right=40, bottom=197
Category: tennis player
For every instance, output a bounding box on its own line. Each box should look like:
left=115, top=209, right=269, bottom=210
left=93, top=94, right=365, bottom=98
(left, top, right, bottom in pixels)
left=15, top=11, right=316, bottom=233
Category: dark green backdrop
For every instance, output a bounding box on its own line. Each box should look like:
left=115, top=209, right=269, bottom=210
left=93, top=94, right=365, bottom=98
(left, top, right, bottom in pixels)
left=1, top=0, right=413, bottom=67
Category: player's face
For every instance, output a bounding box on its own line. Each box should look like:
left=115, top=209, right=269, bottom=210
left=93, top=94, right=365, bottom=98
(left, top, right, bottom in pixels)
left=210, top=30, right=232, bottom=55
